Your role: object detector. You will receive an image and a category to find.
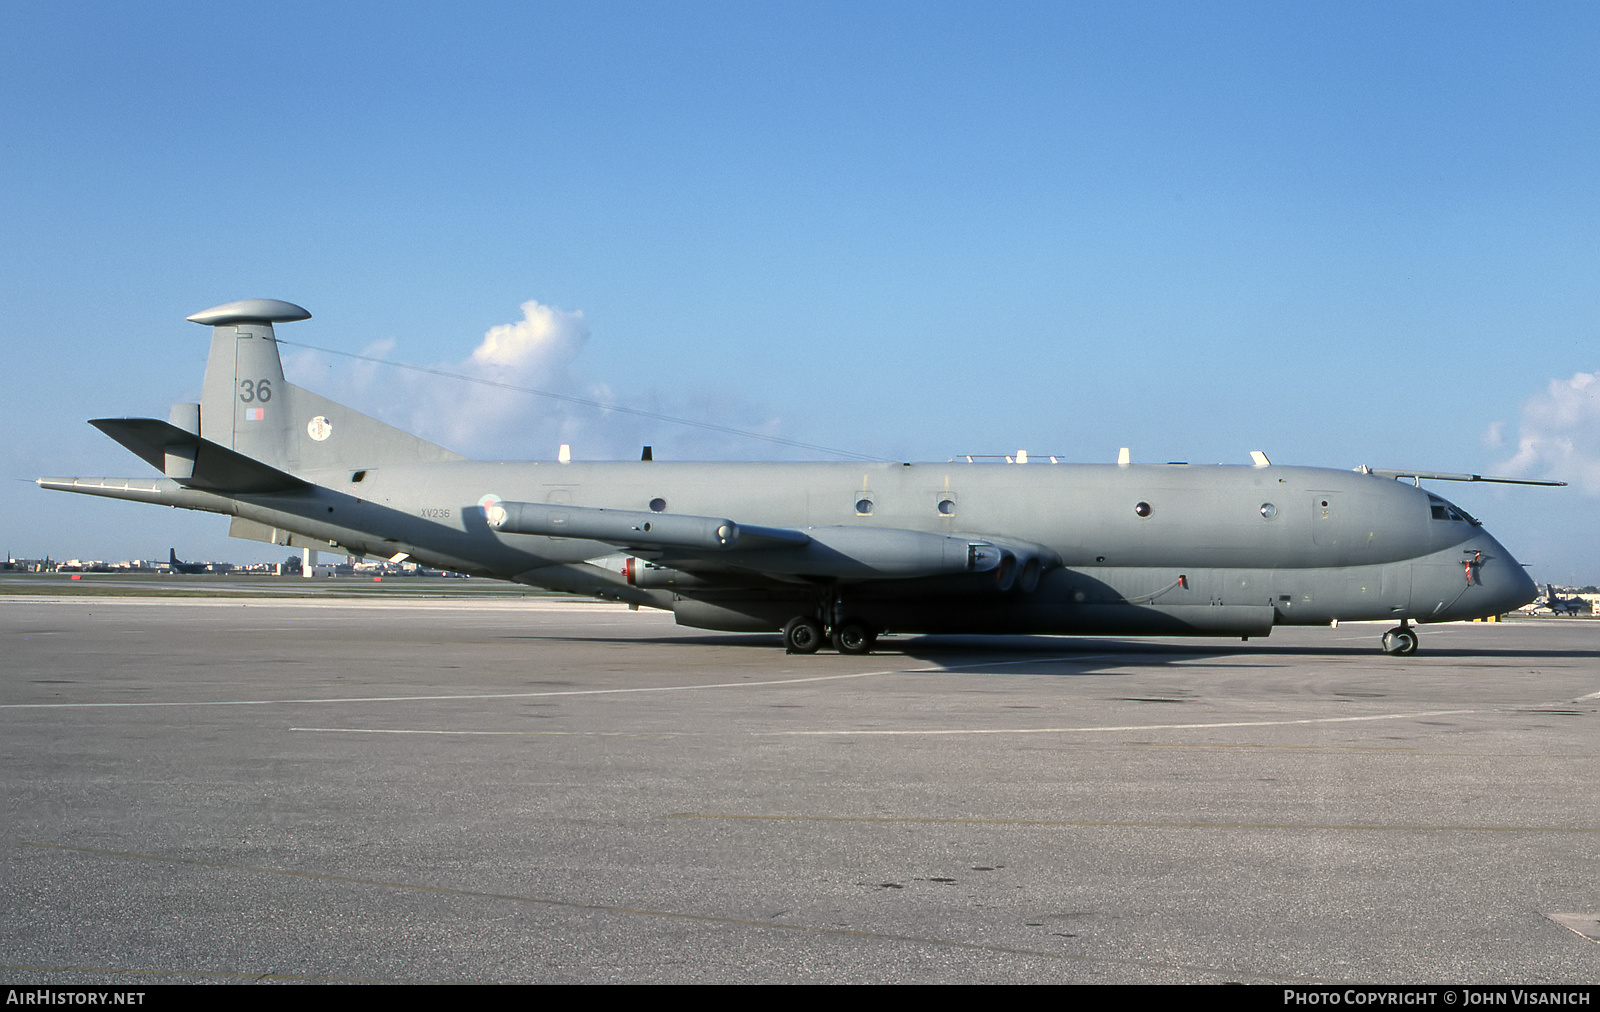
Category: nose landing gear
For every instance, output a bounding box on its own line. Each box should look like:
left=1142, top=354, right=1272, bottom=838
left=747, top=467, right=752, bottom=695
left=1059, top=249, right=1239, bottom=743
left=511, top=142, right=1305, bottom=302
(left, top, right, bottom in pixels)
left=1381, top=622, right=1418, bottom=656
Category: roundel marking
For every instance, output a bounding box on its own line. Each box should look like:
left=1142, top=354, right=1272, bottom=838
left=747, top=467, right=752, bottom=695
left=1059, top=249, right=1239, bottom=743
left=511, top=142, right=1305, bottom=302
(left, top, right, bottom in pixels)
left=479, top=494, right=506, bottom=527
left=307, top=416, right=333, bottom=441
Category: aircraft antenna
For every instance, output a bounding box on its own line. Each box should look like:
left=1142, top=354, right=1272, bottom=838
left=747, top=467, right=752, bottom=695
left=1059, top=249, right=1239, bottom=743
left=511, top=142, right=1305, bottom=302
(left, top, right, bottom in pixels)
left=276, top=339, right=893, bottom=462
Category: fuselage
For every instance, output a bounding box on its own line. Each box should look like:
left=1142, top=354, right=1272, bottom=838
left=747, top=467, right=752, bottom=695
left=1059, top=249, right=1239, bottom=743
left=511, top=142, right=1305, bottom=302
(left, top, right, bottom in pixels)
left=147, top=457, right=1534, bottom=636
left=40, top=299, right=1543, bottom=650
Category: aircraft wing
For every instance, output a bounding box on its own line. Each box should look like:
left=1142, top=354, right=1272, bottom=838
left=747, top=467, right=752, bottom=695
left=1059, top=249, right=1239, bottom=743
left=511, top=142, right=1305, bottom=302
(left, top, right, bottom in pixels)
left=486, top=500, right=1052, bottom=584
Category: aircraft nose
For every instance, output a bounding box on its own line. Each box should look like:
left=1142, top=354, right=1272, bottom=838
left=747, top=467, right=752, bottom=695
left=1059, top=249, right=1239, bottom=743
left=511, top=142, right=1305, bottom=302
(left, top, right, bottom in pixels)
left=1479, top=541, right=1538, bottom=615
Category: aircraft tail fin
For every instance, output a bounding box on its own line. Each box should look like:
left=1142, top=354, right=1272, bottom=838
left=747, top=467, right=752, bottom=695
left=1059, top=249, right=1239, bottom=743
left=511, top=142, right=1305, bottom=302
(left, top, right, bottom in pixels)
left=187, top=299, right=464, bottom=477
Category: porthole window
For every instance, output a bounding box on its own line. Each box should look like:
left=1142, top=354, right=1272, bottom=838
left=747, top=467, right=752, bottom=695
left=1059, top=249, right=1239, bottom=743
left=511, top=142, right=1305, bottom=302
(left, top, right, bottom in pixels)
left=649, top=497, right=667, bottom=513
left=1259, top=502, right=1278, bottom=520
left=937, top=498, right=955, bottom=516
left=855, top=498, right=874, bottom=515
left=1133, top=501, right=1152, bottom=518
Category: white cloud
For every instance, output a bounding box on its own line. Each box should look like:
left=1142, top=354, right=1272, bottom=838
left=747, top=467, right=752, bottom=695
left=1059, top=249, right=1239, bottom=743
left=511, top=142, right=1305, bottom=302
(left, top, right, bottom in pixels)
left=295, top=299, right=793, bottom=462
left=413, top=300, right=593, bottom=456
left=1499, top=371, right=1600, bottom=493
left=470, top=301, right=587, bottom=371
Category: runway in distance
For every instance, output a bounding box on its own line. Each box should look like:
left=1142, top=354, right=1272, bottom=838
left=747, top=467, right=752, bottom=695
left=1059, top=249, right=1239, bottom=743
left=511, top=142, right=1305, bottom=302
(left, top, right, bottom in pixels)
left=40, top=299, right=1561, bottom=656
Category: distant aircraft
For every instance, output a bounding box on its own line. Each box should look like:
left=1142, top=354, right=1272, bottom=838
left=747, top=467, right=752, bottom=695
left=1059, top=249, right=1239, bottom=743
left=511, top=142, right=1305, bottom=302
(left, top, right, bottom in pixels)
left=40, top=299, right=1561, bottom=656
left=1540, top=584, right=1588, bottom=616
left=167, top=548, right=208, bottom=575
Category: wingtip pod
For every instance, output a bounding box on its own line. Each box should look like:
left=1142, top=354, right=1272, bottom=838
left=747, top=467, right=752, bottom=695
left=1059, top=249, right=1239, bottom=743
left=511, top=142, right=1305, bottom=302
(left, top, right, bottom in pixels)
left=186, top=299, right=311, bottom=327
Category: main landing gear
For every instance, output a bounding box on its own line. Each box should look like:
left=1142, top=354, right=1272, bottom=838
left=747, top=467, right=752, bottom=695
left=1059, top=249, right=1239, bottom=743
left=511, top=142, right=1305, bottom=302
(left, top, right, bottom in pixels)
left=1381, top=621, right=1418, bottom=656
left=783, top=616, right=878, bottom=655
left=783, top=616, right=825, bottom=654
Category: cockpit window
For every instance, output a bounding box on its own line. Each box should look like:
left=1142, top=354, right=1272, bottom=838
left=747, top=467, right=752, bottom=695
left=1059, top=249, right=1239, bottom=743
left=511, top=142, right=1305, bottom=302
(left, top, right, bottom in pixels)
left=1427, top=495, right=1478, bottom=525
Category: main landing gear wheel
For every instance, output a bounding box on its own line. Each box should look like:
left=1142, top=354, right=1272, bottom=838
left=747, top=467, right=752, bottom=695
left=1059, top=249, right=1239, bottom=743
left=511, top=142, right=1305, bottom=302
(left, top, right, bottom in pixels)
left=783, top=617, right=825, bottom=654
left=1381, top=626, right=1418, bottom=656
left=831, top=621, right=875, bottom=655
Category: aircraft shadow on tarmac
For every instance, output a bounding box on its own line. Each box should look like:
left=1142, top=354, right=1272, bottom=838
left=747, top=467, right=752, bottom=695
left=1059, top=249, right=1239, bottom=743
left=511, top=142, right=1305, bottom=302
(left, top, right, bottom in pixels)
left=496, top=631, right=1600, bottom=674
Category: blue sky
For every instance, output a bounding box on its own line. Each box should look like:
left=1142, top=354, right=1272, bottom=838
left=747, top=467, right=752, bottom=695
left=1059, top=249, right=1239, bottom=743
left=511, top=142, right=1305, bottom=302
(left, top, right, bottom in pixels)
left=4, top=2, right=1599, bottom=581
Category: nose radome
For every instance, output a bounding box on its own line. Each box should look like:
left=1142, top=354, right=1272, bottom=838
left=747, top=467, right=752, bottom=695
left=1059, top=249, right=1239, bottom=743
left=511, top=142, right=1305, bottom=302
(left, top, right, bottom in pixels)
left=1481, top=541, right=1538, bottom=615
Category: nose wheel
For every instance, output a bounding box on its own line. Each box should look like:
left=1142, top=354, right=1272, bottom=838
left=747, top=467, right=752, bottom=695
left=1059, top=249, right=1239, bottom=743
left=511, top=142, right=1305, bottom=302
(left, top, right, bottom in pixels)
left=1381, top=624, right=1418, bottom=656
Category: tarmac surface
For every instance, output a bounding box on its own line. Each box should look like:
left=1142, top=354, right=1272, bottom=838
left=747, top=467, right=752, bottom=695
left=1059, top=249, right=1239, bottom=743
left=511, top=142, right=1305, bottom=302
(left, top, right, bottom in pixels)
left=2, top=590, right=1597, bottom=984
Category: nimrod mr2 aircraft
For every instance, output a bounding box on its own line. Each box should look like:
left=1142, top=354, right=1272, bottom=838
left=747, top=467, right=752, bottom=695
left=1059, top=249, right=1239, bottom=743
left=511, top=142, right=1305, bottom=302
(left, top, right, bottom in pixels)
left=42, top=299, right=1555, bottom=656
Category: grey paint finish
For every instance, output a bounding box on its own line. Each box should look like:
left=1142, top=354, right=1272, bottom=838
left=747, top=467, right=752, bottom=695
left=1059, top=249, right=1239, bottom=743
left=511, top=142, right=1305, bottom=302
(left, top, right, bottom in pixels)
left=40, top=300, right=1543, bottom=651
left=185, top=298, right=312, bottom=326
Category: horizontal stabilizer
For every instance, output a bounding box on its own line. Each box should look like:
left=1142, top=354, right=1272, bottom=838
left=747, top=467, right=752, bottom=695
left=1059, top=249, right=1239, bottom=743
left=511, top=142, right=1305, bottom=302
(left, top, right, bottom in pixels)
left=90, top=418, right=308, bottom=493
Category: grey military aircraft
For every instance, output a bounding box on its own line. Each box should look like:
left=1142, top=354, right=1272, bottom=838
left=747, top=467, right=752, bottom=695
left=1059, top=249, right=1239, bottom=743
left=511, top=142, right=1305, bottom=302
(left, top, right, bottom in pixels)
left=1540, top=584, right=1589, bottom=616
left=166, top=548, right=209, bottom=575
left=40, top=299, right=1557, bottom=656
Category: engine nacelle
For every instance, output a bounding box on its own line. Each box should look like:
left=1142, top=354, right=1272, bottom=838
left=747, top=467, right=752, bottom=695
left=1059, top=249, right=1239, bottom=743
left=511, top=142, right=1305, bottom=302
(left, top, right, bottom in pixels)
left=622, top=557, right=719, bottom=589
